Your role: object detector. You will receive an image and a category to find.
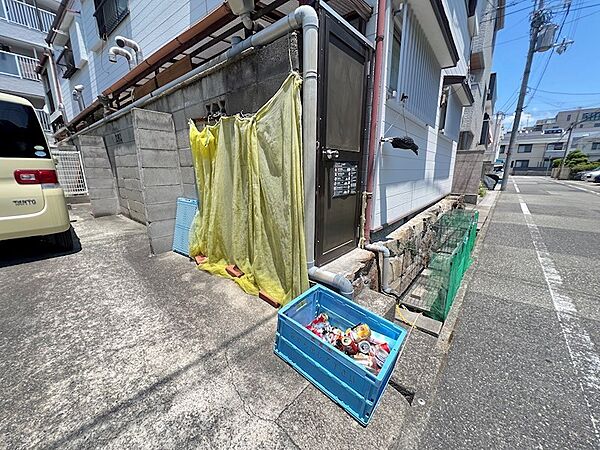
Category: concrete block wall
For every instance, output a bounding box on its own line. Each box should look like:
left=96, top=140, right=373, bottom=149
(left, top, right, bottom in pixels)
left=132, top=108, right=182, bottom=254
left=102, top=115, right=144, bottom=222
left=74, top=135, right=119, bottom=217
left=452, top=150, right=485, bottom=203
left=146, top=34, right=297, bottom=203
left=73, top=35, right=294, bottom=254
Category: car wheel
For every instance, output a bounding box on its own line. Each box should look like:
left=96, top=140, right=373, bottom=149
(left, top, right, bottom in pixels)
left=53, top=226, right=74, bottom=251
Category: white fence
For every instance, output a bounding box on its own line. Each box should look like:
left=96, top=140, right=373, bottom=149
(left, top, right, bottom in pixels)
left=0, top=50, right=40, bottom=81
left=52, top=149, right=89, bottom=197
left=35, top=108, right=51, bottom=132
left=2, top=0, right=55, bottom=33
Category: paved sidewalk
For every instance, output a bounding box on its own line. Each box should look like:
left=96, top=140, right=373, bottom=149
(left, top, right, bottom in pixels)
left=419, top=176, right=600, bottom=449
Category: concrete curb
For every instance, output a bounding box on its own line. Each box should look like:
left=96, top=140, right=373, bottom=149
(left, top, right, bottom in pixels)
left=436, top=190, right=500, bottom=351
left=392, top=190, right=502, bottom=450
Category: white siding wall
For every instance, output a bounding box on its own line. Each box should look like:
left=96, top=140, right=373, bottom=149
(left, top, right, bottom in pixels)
left=58, top=0, right=219, bottom=121
left=370, top=1, right=463, bottom=231
left=396, top=6, right=441, bottom=126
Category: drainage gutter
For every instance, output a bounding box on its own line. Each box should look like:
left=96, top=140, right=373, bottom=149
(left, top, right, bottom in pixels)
left=308, top=266, right=354, bottom=300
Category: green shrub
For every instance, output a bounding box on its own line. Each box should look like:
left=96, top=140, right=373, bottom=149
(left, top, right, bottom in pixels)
left=571, top=162, right=600, bottom=173
left=478, top=181, right=487, bottom=198
left=552, top=158, right=562, bottom=168
left=564, top=150, right=589, bottom=168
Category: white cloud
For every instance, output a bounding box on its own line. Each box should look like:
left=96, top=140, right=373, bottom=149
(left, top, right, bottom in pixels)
left=502, top=112, right=540, bottom=130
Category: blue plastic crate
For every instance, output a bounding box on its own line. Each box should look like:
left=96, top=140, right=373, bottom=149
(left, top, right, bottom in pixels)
left=274, top=284, right=407, bottom=426
left=172, top=197, right=199, bottom=256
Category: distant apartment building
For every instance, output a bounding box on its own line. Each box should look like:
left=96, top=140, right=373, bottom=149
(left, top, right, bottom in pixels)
left=499, top=106, right=600, bottom=174
left=451, top=0, right=504, bottom=203
left=0, top=0, right=58, bottom=136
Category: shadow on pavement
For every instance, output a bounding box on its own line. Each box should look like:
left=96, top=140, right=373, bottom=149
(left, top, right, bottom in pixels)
left=0, top=225, right=82, bottom=268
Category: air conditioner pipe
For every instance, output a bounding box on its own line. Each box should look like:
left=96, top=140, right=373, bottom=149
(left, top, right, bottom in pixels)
left=364, top=243, right=394, bottom=295
left=70, top=5, right=319, bottom=269
left=308, top=267, right=354, bottom=300
left=108, top=46, right=133, bottom=69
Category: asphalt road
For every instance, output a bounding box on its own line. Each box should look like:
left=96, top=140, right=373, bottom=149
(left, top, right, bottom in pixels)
left=420, top=176, right=600, bottom=449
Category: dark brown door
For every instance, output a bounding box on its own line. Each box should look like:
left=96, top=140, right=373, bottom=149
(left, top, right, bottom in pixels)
left=315, top=11, right=371, bottom=265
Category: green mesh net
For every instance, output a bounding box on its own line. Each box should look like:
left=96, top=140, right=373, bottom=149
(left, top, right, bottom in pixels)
left=409, top=209, right=479, bottom=322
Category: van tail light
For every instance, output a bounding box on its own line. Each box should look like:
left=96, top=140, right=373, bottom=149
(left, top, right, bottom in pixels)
left=14, top=169, right=59, bottom=186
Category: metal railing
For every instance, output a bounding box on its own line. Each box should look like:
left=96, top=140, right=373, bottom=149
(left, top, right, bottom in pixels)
left=0, top=50, right=40, bottom=80
left=2, top=0, right=55, bottom=33
left=35, top=108, right=51, bottom=132
left=51, top=149, right=89, bottom=197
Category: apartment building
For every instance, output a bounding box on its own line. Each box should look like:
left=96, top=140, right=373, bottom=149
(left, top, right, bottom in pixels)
left=39, top=0, right=475, bottom=264
left=0, top=0, right=58, bottom=136
left=499, top=106, right=600, bottom=174
left=451, top=0, right=504, bottom=202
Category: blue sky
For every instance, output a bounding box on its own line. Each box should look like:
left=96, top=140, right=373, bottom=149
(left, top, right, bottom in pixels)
left=492, top=0, right=600, bottom=129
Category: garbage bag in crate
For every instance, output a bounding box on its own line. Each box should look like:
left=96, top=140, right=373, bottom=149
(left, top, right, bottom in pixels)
left=274, top=284, right=407, bottom=426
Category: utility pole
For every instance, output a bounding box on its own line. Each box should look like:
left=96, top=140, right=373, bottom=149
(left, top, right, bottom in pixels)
left=492, top=111, right=505, bottom=160
left=557, top=116, right=587, bottom=177
left=557, top=124, right=575, bottom=178
left=500, top=2, right=547, bottom=191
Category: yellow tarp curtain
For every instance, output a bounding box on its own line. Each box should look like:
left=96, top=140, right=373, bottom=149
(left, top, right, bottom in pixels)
left=188, top=72, right=309, bottom=305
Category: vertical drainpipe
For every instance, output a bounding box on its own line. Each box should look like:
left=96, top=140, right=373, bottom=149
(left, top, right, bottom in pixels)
left=363, top=0, right=388, bottom=244
left=300, top=7, right=318, bottom=269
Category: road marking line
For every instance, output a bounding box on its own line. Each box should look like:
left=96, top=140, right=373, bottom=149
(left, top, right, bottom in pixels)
left=550, top=179, right=600, bottom=196
left=513, top=181, right=600, bottom=441
left=519, top=201, right=530, bottom=215
left=514, top=183, right=520, bottom=193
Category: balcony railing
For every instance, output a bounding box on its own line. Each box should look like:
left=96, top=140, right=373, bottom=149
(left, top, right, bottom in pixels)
left=35, top=108, right=51, bottom=132
left=1, top=0, right=55, bottom=33
left=0, top=50, right=40, bottom=80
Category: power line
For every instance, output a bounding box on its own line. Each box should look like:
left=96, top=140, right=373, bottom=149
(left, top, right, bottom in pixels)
left=527, top=88, right=600, bottom=96
left=481, top=1, right=600, bottom=23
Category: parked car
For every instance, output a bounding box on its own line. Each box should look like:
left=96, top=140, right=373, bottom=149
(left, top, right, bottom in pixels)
left=572, top=170, right=591, bottom=180
left=0, top=93, right=73, bottom=249
left=594, top=173, right=600, bottom=183
left=584, top=168, right=600, bottom=182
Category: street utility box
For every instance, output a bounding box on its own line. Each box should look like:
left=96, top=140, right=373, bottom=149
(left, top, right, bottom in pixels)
left=274, top=285, right=407, bottom=426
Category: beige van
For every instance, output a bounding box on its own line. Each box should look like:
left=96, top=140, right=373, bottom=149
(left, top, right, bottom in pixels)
left=0, top=93, right=72, bottom=249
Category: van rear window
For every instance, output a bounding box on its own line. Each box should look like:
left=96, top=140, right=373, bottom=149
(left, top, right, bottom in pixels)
left=0, top=100, right=49, bottom=158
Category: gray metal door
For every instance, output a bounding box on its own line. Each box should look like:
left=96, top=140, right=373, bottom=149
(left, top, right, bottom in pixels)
left=315, top=11, right=370, bottom=265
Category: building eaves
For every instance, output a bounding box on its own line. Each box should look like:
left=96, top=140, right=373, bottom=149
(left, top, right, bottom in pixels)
left=430, top=0, right=460, bottom=67
left=46, top=0, right=69, bottom=44
left=408, top=0, right=460, bottom=69
left=443, top=75, right=474, bottom=106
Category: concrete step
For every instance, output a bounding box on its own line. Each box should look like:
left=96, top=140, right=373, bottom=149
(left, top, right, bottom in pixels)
left=401, top=296, right=432, bottom=313
left=401, top=283, right=432, bottom=313
left=395, top=306, right=443, bottom=337
left=353, top=289, right=396, bottom=321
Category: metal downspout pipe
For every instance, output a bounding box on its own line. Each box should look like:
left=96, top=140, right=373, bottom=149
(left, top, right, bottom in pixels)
left=364, top=243, right=393, bottom=295
left=363, top=0, right=387, bottom=244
